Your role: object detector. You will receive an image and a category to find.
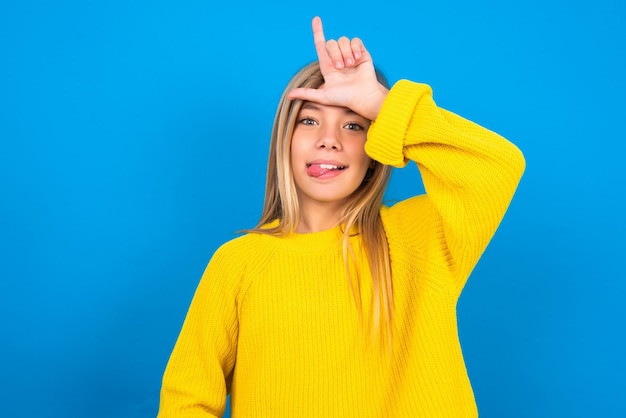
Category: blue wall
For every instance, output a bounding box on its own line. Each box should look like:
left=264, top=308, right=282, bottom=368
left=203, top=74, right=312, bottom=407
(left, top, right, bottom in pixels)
left=1, top=1, right=624, bottom=417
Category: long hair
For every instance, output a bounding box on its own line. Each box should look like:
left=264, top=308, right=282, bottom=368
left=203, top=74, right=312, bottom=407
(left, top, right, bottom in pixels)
left=252, top=62, right=394, bottom=346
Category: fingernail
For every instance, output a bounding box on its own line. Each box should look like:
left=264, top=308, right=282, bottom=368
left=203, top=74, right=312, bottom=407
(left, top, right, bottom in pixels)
left=335, top=61, right=344, bottom=69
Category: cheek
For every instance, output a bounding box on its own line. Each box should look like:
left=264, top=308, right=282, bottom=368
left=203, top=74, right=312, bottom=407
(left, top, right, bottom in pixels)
left=289, top=137, right=306, bottom=186
left=289, top=134, right=306, bottom=163
left=349, top=140, right=370, bottom=168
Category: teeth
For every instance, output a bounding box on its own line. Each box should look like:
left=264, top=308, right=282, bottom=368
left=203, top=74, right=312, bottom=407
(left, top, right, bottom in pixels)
left=318, top=164, right=345, bottom=170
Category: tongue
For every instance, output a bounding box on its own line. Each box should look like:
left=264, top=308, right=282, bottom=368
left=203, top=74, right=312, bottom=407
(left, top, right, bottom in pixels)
left=307, top=164, right=333, bottom=178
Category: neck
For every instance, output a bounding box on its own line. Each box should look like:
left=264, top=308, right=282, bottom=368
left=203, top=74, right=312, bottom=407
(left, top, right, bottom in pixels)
left=296, top=200, right=346, bottom=233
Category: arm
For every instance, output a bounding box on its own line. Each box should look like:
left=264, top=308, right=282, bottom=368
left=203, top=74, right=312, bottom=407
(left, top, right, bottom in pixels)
left=367, top=80, right=526, bottom=293
left=288, top=16, right=525, bottom=292
left=158, top=244, right=242, bottom=418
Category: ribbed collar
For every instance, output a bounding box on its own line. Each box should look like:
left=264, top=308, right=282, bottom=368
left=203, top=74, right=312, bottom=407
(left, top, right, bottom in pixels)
left=257, top=220, right=350, bottom=253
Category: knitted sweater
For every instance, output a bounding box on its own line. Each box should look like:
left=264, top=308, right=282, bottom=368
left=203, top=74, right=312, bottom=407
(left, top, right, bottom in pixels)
left=158, top=80, right=526, bottom=417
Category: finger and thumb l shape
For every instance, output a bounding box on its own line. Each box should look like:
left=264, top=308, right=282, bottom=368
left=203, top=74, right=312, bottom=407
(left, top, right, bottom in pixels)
left=288, top=16, right=367, bottom=104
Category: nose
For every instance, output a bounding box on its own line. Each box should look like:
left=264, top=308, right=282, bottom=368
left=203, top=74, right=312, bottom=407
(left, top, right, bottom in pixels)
left=315, top=125, right=342, bottom=150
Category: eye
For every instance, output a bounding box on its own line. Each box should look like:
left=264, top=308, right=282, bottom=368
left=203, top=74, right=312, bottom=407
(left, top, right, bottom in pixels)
left=298, top=116, right=318, bottom=126
left=344, top=122, right=365, bottom=131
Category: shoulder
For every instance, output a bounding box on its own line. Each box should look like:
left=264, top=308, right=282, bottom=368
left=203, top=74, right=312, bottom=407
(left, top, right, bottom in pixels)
left=209, top=232, right=267, bottom=268
left=200, top=232, right=270, bottom=299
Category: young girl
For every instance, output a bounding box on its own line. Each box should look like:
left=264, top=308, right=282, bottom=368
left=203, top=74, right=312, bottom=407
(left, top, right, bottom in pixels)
left=158, top=16, right=525, bottom=418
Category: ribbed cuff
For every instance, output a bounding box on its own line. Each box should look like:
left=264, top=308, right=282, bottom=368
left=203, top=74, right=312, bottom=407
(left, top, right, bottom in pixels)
left=365, top=80, right=433, bottom=167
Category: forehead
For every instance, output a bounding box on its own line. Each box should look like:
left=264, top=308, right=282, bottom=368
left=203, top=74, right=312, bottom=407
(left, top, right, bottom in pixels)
left=299, top=102, right=364, bottom=118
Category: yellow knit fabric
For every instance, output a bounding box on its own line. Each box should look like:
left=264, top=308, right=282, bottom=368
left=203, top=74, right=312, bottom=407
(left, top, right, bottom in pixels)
left=158, top=80, right=526, bottom=417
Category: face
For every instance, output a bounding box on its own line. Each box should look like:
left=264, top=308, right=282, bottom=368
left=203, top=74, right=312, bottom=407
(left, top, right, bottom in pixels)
left=290, top=101, right=372, bottom=212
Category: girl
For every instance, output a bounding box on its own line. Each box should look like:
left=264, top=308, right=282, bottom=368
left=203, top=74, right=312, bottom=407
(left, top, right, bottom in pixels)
left=158, top=16, right=525, bottom=418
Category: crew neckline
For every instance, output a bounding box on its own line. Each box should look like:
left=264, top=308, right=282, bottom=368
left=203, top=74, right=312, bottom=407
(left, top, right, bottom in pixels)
left=256, top=220, right=351, bottom=253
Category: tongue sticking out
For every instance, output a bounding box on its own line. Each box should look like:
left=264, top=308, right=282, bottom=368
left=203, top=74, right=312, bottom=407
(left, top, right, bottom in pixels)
left=307, top=163, right=346, bottom=178
left=307, top=164, right=333, bottom=178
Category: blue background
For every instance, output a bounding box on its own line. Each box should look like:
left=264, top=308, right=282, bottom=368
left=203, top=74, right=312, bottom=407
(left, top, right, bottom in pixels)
left=1, top=0, right=624, bottom=417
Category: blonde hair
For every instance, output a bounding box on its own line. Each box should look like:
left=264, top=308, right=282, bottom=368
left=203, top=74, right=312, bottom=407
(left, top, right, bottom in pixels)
left=252, top=62, right=394, bottom=346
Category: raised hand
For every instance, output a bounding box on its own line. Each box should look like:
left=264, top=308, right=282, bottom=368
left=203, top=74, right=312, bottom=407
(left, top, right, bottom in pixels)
left=287, top=16, right=389, bottom=121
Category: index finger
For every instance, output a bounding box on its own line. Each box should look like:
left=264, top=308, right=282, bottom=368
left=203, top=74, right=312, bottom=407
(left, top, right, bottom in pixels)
left=312, top=16, right=333, bottom=72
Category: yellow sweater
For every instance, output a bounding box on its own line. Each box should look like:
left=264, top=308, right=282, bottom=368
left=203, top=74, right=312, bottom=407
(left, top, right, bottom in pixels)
left=158, top=80, right=526, bottom=417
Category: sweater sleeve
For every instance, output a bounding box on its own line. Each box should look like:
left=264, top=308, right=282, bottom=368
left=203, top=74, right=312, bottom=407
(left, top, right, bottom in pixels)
left=157, top=242, right=243, bottom=418
left=366, top=80, right=525, bottom=293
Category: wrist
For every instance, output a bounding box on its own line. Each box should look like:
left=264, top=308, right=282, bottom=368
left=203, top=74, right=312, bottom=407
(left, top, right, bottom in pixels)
left=362, top=85, right=389, bottom=121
